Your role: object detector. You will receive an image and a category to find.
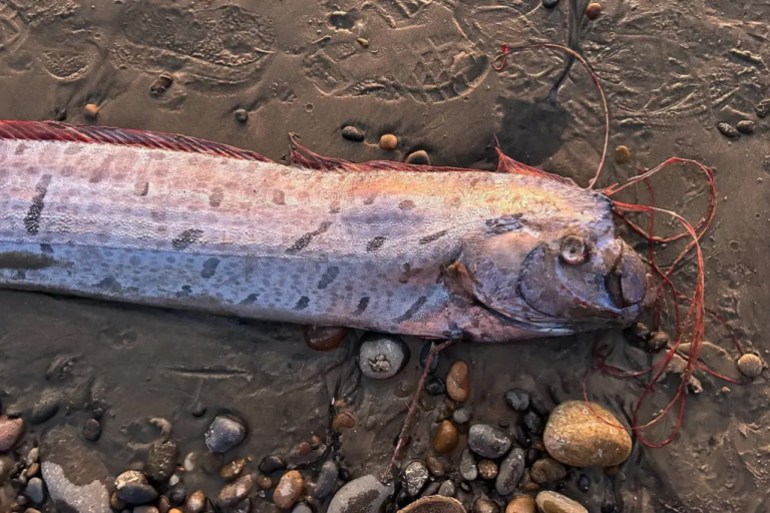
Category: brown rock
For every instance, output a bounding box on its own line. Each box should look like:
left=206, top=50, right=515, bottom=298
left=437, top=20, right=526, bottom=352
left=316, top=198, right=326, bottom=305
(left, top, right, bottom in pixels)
left=473, top=497, right=499, bottom=513
left=446, top=360, right=471, bottom=402
left=535, top=491, right=588, bottom=513
left=256, top=474, right=273, bottom=490
left=505, top=495, right=535, bottom=513
left=379, top=134, right=398, bottom=151
left=433, top=420, right=459, bottom=454
left=221, top=457, right=250, bottom=481
left=304, top=326, right=347, bottom=351
left=397, top=495, right=465, bottom=513
left=478, top=459, right=498, bottom=480
left=584, top=2, right=602, bottom=20
left=737, top=353, right=764, bottom=378
left=185, top=490, right=206, bottom=513
left=331, top=411, right=356, bottom=433
left=543, top=401, right=631, bottom=467
left=614, top=145, right=631, bottom=164
left=0, top=416, right=24, bottom=452
left=273, top=470, right=304, bottom=509
left=529, top=458, right=567, bottom=484
left=83, top=103, right=99, bottom=120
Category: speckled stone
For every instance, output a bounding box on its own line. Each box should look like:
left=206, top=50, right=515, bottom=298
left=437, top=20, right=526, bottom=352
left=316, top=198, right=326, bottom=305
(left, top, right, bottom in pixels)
left=529, top=458, right=567, bottom=484
left=0, top=416, right=24, bottom=452
left=468, top=424, right=511, bottom=459
left=535, top=491, right=588, bottom=513
left=505, top=495, right=535, bottom=513
left=327, top=474, right=394, bottom=513
left=273, top=470, right=304, bottom=509
left=496, top=448, right=525, bottom=495
left=446, top=361, right=471, bottom=402
left=115, top=471, right=158, bottom=505
left=204, top=415, right=246, bottom=453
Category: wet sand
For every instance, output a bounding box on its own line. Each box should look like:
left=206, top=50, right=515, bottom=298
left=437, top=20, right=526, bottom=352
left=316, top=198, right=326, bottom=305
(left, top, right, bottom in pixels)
left=0, top=0, right=769, bottom=512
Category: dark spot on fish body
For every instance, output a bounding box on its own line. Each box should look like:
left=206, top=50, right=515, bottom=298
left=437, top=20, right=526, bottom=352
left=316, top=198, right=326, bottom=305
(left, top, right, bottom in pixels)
left=151, top=210, right=167, bottom=222
left=486, top=214, right=523, bottom=234
left=399, top=199, right=416, bottom=210
left=363, top=195, right=376, bottom=205
left=64, top=145, right=82, bottom=155
left=176, top=285, right=193, bottom=298
left=317, top=266, right=340, bottom=289
left=94, top=276, right=122, bottom=291
left=14, top=143, right=28, bottom=155
left=294, top=296, right=310, bottom=310
left=272, top=190, right=285, bottom=205
left=366, top=236, right=386, bottom=252
left=201, top=257, right=220, bottom=278
left=171, top=229, right=204, bottom=250
left=24, top=174, right=52, bottom=235
left=240, top=293, right=259, bottom=305
left=286, top=221, right=332, bottom=254
left=0, top=252, right=56, bottom=270
left=354, top=296, right=370, bottom=315
left=419, top=230, right=448, bottom=244
left=40, top=244, right=53, bottom=254
left=395, top=296, right=427, bottom=322
left=209, top=187, right=224, bottom=207
left=134, top=181, right=150, bottom=196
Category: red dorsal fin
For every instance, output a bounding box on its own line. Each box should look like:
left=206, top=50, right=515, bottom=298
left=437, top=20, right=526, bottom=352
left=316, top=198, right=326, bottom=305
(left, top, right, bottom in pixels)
left=495, top=147, right=575, bottom=185
left=0, top=120, right=272, bottom=162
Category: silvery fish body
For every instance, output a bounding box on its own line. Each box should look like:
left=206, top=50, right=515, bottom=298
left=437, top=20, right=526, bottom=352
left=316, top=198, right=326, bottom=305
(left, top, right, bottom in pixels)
left=0, top=121, right=650, bottom=342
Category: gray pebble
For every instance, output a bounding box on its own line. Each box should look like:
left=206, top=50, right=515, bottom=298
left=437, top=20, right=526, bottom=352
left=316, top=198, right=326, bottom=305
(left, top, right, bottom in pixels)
left=205, top=415, right=246, bottom=453
left=358, top=335, right=409, bottom=380
left=452, top=407, right=472, bottom=424
left=421, top=482, right=441, bottom=497
left=468, top=424, right=512, bottom=459
left=234, top=109, right=249, bottom=123
left=424, top=377, right=446, bottom=395
left=146, top=441, right=178, bottom=483
left=82, top=419, right=101, bottom=442
left=24, top=477, right=46, bottom=504
left=217, top=473, right=254, bottom=507
left=26, top=448, right=39, bottom=465
left=404, top=460, right=429, bottom=496
left=341, top=125, right=365, bottom=142
left=459, top=449, right=478, bottom=481
left=405, top=150, right=430, bottom=165
left=523, top=411, right=544, bottom=435
left=30, top=397, right=60, bottom=425
left=292, top=504, right=313, bottom=513
left=437, top=479, right=456, bottom=497
left=756, top=98, right=770, bottom=118
left=717, top=122, right=740, bottom=138
left=504, top=389, right=530, bottom=411
left=115, top=470, right=158, bottom=505
left=542, top=0, right=560, bottom=7
left=327, top=474, right=394, bottom=513
left=495, top=447, right=525, bottom=496
left=737, top=120, right=755, bottom=134
left=314, top=460, right=339, bottom=499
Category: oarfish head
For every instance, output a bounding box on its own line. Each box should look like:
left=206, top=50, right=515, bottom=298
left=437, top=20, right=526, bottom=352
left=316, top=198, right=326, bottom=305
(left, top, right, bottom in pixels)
left=448, top=197, right=654, bottom=338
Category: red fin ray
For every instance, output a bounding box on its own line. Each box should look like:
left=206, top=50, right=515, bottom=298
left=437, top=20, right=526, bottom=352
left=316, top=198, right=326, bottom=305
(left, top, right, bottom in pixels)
left=495, top=148, right=575, bottom=184
left=0, top=120, right=272, bottom=162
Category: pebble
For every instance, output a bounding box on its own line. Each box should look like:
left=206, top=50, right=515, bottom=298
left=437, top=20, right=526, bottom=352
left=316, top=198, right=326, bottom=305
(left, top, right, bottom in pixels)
left=622, top=322, right=650, bottom=348
left=359, top=335, right=409, bottom=380
left=304, top=325, right=347, bottom=351
left=647, top=330, right=669, bottom=352
left=736, top=120, right=755, bottom=134
left=737, top=353, right=764, bottom=378
left=379, top=134, right=398, bottom=150
left=24, top=477, right=45, bottom=504
left=451, top=407, right=471, bottom=425
left=218, top=473, right=255, bottom=507
left=293, top=504, right=313, bottom=513
left=327, top=474, right=393, bottom=513
left=577, top=474, right=590, bottom=492
left=446, top=361, right=471, bottom=402
left=716, top=122, right=740, bottom=139
left=399, top=495, right=465, bottom=513
left=505, top=495, right=535, bottom=513
left=30, top=397, right=59, bottom=425
left=473, top=497, right=500, bottom=513
left=147, top=440, right=178, bottom=483
left=542, top=0, right=559, bottom=8
left=543, top=401, right=632, bottom=467
left=356, top=37, right=369, bottom=47
left=115, top=470, right=158, bottom=505
left=404, top=461, right=429, bottom=496
left=426, top=456, right=445, bottom=477
left=83, top=103, right=99, bottom=120
left=221, top=457, right=250, bottom=481
left=535, top=491, right=588, bottom=513
left=468, top=424, right=512, bottom=459
left=24, top=509, right=42, bottom=513
left=478, top=459, right=498, bottom=480
left=425, top=377, right=446, bottom=396
left=233, top=109, right=248, bottom=123
left=82, top=419, right=101, bottom=442
left=459, top=449, right=478, bottom=481
left=0, top=416, right=24, bottom=452
left=437, top=480, right=456, bottom=497
left=341, top=125, right=365, bottom=142
left=149, top=74, right=173, bottom=97
left=584, top=2, right=602, bottom=20
left=504, top=390, right=530, bottom=411
left=186, top=490, right=206, bottom=513
left=27, top=462, right=39, bottom=478
left=259, top=455, right=287, bottom=474
left=433, top=420, right=459, bottom=454
left=134, top=507, right=159, bottom=513
left=332, top=411, right=356, bottom=432
left=755, top=98, right=770, bottom=118
left=496, top=447, right=525, bottom=495
left=314, top=460, right=339, bottom=499
left=614, top=145, right=631, bottom=164
left=530, top=458, right=567, bottom=484
left=205, top=415, right=246, bottom=453
left=405, top=150, right=430, bottom=165
left=256, top=474, right=273, bottom=490
left=274, top=470, right=304, bottom=509
left=523, top=411, right=543, bottom=435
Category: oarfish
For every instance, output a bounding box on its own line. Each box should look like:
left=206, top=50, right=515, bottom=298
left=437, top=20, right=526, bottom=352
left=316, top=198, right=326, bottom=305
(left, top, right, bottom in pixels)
left=0, top=120, right=651, bottom=342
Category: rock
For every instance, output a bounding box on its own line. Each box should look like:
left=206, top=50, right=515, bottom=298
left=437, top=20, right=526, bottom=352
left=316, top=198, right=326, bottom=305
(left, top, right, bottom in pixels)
left=341, top=125, right=365, bottom=142
left=425, top=456, right=445, bottom=477
left=331, top=411, right=356, bottom=433
left=452, top=407, right=472, bottom=424
left=327, top=474, right=393, bottom=513
left=292, top=504, right=313, bottom=513
left=147, top=441, right=178, bottom=483
left=258, top=455, right=287, bottom=474
left=398, top=495, right=465, bottom=513
left=314, top=460, right=339, bottom=499
left=83, top=103, right=99, bottom=120
left=622, top=322, right=651, bottom=348
left=405, top=150, right=430, bottom=165
left=82, top=419, right=101, bottom=442
left=459, top=449, right=478, bottom=481
left=404, top=461, right=429, bottom=496
left=473, top=497, right=499, bottom=513
left=736, top=120, right=755, bottom=134
left=478, top=459, right=498, bottom=480
left=468, top=424, right=512, bottom=459
left=505, top=495, right=535, bottom=513
left=134, top=507, right=159, bottom=513
left=221, top=457, right=250, bottom=481
left=218, top=474, right=255, bottom=508
left=577, top=474, right=590, bottom=492
left=614, top=145, right=631, bottom=164
left=40, top=425, right=112, bottom=513
left=0, top=417, right=24, bottom=452
left=522, top=411, right=543, bottom=435
left=543, top=401, right=632, bottom=467
left=716, top=122, right=740, bottom=139
left=379, top=134, right=398, bottom=150
left=359, top=335, right=409, bottom=380
left=446, top=361, right=471, bottom=402
left=496, top=447, right=525, bottom=495
left=433, top=420, right=459, bottom=454
left=737, top=353, right=764, bottom=378
left=149, top=74, right=173, bottom=97
left=304, top=326, right=348, bottom=351
left=530, top=458, right=567, bottom=484
left=185, top=490, right=206, bottom=513
left=26, top=447, right=39, bottom=465
left=273, top=470, right=304, bottom=509
left=425, top=377, right=446, bottom=396
left=24, top=477, right=45, bottom=504
left=205, top=415, right=246, bottom=453
left=584, top=2, right=602, bottom=20
left=504, top=390, right=530, bottom=411
left=542, top=0, right=559, bottom=8
left=256, top=474, right=273, bottom=490
left=755, top=98, right=770, bottom=118
left=535, top=491, right=588, bottom=513
left=647, top=330, right=669, bottom=352
left=437, top=480, right=456, bottom=497
left=0, top=454, right=14, bottom=483
left=30, top=397, right=60, bottom=425
left=234, top=109, right=249, bottom=123
left=115, top=470, right=158, bottom=505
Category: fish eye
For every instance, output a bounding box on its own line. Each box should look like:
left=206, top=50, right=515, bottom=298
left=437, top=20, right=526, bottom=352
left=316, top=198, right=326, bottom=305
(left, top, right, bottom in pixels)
left=560, top=235, right=588, bottom=265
